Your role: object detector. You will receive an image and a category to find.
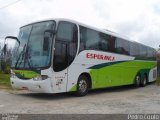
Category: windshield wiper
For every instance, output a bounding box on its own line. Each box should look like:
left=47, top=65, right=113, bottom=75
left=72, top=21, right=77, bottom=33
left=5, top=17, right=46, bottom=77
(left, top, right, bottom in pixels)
left=23, top=45, right=33, bottom=69
left=15, top=44, right=26, bottom=68
left=15, top=44, right=34, bottom=69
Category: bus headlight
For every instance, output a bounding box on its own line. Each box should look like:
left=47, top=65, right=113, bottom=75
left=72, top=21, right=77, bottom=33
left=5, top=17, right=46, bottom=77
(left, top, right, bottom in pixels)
left=11, top=73, right=17, bottom=78
left=33, top=75, right=48, bottom=81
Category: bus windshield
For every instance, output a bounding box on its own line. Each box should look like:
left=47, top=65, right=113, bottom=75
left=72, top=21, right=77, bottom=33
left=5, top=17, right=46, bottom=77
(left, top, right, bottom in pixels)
left=11, top=21, right=55, bottom=69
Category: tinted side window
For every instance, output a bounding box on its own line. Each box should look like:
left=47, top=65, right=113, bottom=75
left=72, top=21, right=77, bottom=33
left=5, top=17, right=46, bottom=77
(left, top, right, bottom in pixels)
left=130, top=42, right=140, bottom=56
left=147, top=48, right=156, bottom=60
left=115, top=38, right=130, bottom=55
left=80, top=26, right=100, bottom=51
left=139, top=45, right=147, bottom=57
left=79, top=26, right=116, bottom=52
left=86, top=29, right=99, bottom=49
left=99, top=33, right=110, bottom=51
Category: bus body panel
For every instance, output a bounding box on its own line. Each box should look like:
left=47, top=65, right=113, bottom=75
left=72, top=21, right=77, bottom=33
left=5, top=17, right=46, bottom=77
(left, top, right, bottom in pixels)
left=148, top=67, right=157, bottom=82
left=41, top=67, right=68, bottom=93
left=9, top=18, right=157, bottom=94
left=67, top=50, right=157, bottom=91
left=11, top=50, right=157, bottom=93
left=11, top=77, right=53, bottom=93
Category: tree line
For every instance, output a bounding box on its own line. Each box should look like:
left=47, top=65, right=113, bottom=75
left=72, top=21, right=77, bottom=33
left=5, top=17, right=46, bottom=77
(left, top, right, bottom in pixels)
left=0, top=43, right=12, bottom=74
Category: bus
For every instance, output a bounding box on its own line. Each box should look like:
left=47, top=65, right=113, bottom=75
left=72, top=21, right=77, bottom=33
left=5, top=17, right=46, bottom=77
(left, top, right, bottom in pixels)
left=6, top=18, right=157, bottom=96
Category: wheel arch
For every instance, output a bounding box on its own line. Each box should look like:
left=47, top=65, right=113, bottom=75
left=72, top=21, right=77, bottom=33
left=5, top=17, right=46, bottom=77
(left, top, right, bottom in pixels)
left=139, top=71, right=149, bottom=83
left=143, top=72, right=148, bottom=82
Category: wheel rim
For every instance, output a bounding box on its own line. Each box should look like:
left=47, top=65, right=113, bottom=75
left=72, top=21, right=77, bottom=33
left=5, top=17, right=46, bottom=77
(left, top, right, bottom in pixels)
left=78, top=80, right=87, bottom=93
left=136, top=75, right=140, bottom=85
left=143, top=77, right=147, bottom=85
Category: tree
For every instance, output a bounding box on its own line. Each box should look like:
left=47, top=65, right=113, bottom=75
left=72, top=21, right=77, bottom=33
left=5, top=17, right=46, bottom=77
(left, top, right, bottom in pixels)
left=0, top=55, right=1, bottom=71
left=157, top=48, right=160, bottom=75
left=0, top=43, right=11, bottom=73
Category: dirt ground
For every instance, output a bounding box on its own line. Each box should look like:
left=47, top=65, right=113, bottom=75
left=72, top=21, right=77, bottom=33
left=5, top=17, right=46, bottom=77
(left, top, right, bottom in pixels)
left=0, top=84, right=160, bottom=114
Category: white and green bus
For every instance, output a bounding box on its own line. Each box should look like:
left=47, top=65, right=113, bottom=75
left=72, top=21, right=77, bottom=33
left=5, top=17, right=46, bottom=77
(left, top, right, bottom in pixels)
left=7, top=18, right=157, bottom=96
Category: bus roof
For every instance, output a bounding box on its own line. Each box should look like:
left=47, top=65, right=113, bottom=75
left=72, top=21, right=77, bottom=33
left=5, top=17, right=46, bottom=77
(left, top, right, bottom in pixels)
left=21, top=18, right=155, bottom=50
left=21, top=18, right=129, bottom=39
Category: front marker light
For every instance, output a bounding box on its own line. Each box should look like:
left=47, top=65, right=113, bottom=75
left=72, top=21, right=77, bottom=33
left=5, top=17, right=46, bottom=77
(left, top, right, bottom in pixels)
left=33, top=76, right=42, bottom=81
left=33, top=75, right=48, bottom=81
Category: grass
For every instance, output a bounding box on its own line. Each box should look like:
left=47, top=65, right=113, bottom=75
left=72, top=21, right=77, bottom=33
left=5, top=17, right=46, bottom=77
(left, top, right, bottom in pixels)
left=0, top=73, right=11, bottom=88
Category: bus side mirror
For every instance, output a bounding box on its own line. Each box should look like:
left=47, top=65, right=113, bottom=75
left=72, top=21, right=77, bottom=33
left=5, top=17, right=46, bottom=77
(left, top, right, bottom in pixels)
left=5, top=36, right=20, bottom=46
left=3, top=44, right=7, bottom=55
left=43, top=30, right=56, bottom=51
left=3, top=36, right=20, bottom=55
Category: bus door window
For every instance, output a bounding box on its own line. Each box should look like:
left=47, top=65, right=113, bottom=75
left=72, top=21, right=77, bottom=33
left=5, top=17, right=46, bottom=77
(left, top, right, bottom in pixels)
left=53, top=21, right=78, bottom=72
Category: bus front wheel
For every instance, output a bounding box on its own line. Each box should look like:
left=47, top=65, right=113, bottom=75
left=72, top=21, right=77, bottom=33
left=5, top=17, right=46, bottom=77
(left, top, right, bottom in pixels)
left=76, top=75, right=89, bottom=97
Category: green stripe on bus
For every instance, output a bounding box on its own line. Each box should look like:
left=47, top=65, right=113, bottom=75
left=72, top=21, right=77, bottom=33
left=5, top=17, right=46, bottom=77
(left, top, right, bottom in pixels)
left=89, top=60, right=156, bottom=89
left=70, top=84, right=77, bottom=92
left=88, top=61, right=126, bottom=69
left=13, top=70, right=41, bottom=79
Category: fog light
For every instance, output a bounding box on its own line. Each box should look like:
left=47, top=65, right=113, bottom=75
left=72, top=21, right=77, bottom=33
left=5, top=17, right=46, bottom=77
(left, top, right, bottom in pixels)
left=33, top=75, right=48, bottom=81
left=41, top=75, right=48, bottom=80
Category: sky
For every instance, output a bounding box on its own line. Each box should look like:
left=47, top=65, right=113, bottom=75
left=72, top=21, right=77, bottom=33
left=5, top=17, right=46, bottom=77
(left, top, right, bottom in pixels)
left=0, top=0, right=160, bottom=49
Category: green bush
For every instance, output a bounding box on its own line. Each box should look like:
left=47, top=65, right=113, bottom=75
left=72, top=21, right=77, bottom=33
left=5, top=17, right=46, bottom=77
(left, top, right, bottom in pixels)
left=156, top=74, right=160, bottom=86
left=4, top=66, right=10, bottom=74
left=0, top=73, right=11, bottom=88
left=0, top=60, right=10, bottom=74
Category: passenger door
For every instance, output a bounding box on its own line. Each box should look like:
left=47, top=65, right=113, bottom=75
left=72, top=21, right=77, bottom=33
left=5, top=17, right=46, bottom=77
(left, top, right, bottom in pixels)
left=53, top=41, right=68, bottom=93
left=53, top=21, right=78, bottom=93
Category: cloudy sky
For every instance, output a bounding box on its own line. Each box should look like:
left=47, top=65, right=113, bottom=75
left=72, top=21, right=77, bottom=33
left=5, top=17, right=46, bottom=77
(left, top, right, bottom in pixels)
left=0, top=0, right=160, bottom=48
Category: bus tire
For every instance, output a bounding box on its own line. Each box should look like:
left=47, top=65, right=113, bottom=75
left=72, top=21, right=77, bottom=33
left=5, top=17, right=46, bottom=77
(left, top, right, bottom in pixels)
left=141, top=74, right=147, bottom=87
left=135, top=74, right=141, bottom=87
left=76, top=75, right=89, bottom=97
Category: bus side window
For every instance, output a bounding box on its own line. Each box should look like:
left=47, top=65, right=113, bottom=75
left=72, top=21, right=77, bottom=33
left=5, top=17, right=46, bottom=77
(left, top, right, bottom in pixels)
left=115, top=38, right=129, bottom=55
left=79, top=26, right=87, bottom=51
left=99, top=33, right=109, bottom=51
left=130, top=42, right=140, bottom=57
left=147, top=48, right=156, bottom=60
left=109, top=36, right=116, bottom=52
left=85, top=29, right=100, bottom=50
left=79, top=26, right=100, bottom=51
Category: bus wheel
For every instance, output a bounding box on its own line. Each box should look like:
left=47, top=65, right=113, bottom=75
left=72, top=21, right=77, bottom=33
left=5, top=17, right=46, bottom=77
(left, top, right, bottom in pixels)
left=76, top=75, right=89, bottom=97
left=141, top=74, right=147, bottom=87
left=135, top=74, right=141, bottom=87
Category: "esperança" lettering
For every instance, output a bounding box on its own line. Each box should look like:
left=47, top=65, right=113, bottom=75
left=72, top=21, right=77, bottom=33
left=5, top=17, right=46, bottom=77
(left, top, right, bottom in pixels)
left=86, top=53, right=115, bottom=61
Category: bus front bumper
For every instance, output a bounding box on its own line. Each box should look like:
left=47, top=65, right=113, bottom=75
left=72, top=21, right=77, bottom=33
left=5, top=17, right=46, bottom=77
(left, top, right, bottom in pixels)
left=10, top=78, right=53, bottom=93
